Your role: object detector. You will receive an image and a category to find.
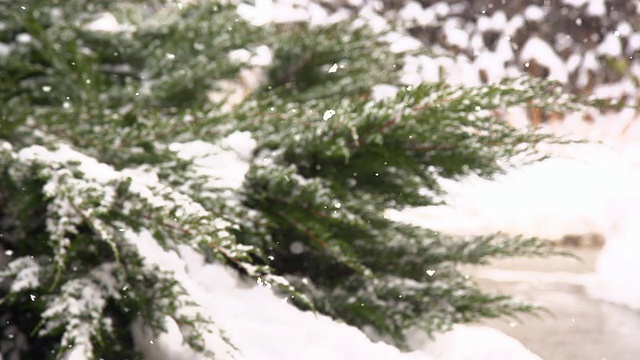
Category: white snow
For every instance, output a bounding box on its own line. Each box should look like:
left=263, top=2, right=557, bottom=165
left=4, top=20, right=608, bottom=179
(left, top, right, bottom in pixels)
left=127, top=230, right=240, bottom=359
left=398, top=0, right=421, bottom=20
left=592, top=78, right=637, bottom=100
left=388, top=34, right=423, bottom=53
left=566, top=53, right=582, bottom=72
left=520, top=37, right=569, bottom=83
left=169, top=131, right=256, bottom=189
left=576, top=51, right=600, bottom=88
left=616, top=22, right=633, bottom=37
left=46, top=264, right=120, bottom=359
left=632, top=62, right=640, bottom=82
left=250, top=45, right=274, bottom=66
left=131, top=237, right=542, bottom=360
left=323, top=109, right=336, bottom=120
left=409, top=325, right=542, bottom=360
left=558, top=0, right=606, bottom=15
left=504, top=15, right=524, bottom=37
left=523, top=5, right=546, bottom=22
left=0, top=42, right=10, bottom=56
left=477, top=11, right=507, bottom=32
left=597, top=33, right=623, bottom=57
left=371, top=84, right=399, bottom=101
left=586, top=0, right=606, bottom=16
left=4, top=257, right=41, bottom=292
left=555, top=33, right=574, bottom=52
left=561, top=0, right=590, bottom=7
left=400, top=53, right=482, bottom=86
left=228, top=49, right=253, bottom=64
left=16, top=33, right=32, bottom=44
left=19, top=144, right=119, bottom=183
left=355, top=5, right=389, bottom=33
left=85, top=13, right=134, bottom=32
left=393, top=111, right=640, bottom=313
left=432, top=2, right=450, bottom=18
left=399, top=1, right=436, bottom=26
left=416, top=8, right=437, bottom=26
left=327, top=9, right=352, bottom=24
left=307, top=2, right=329, bottom=27
left=443, top=19, right=469, bottom=49
left=628, top=33, right=640, bottom=53
left=475, top=52, right=507, bottom=83
left=473, top=36, right=515, bottom=83
left=237, top=0, right=310, bottom=26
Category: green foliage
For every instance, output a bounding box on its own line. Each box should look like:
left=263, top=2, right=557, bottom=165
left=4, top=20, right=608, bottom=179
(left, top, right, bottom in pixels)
left=0, top=0, right=580, bottom=358
left=262, top=23, right=397, bottom=101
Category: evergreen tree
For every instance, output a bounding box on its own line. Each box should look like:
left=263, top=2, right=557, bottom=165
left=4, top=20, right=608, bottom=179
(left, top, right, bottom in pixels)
left=0, top=0, right=582, bottom=358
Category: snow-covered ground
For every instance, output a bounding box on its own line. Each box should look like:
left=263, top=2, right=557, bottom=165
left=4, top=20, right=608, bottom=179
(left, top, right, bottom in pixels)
left=133, top=244, right=542, bottom=360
